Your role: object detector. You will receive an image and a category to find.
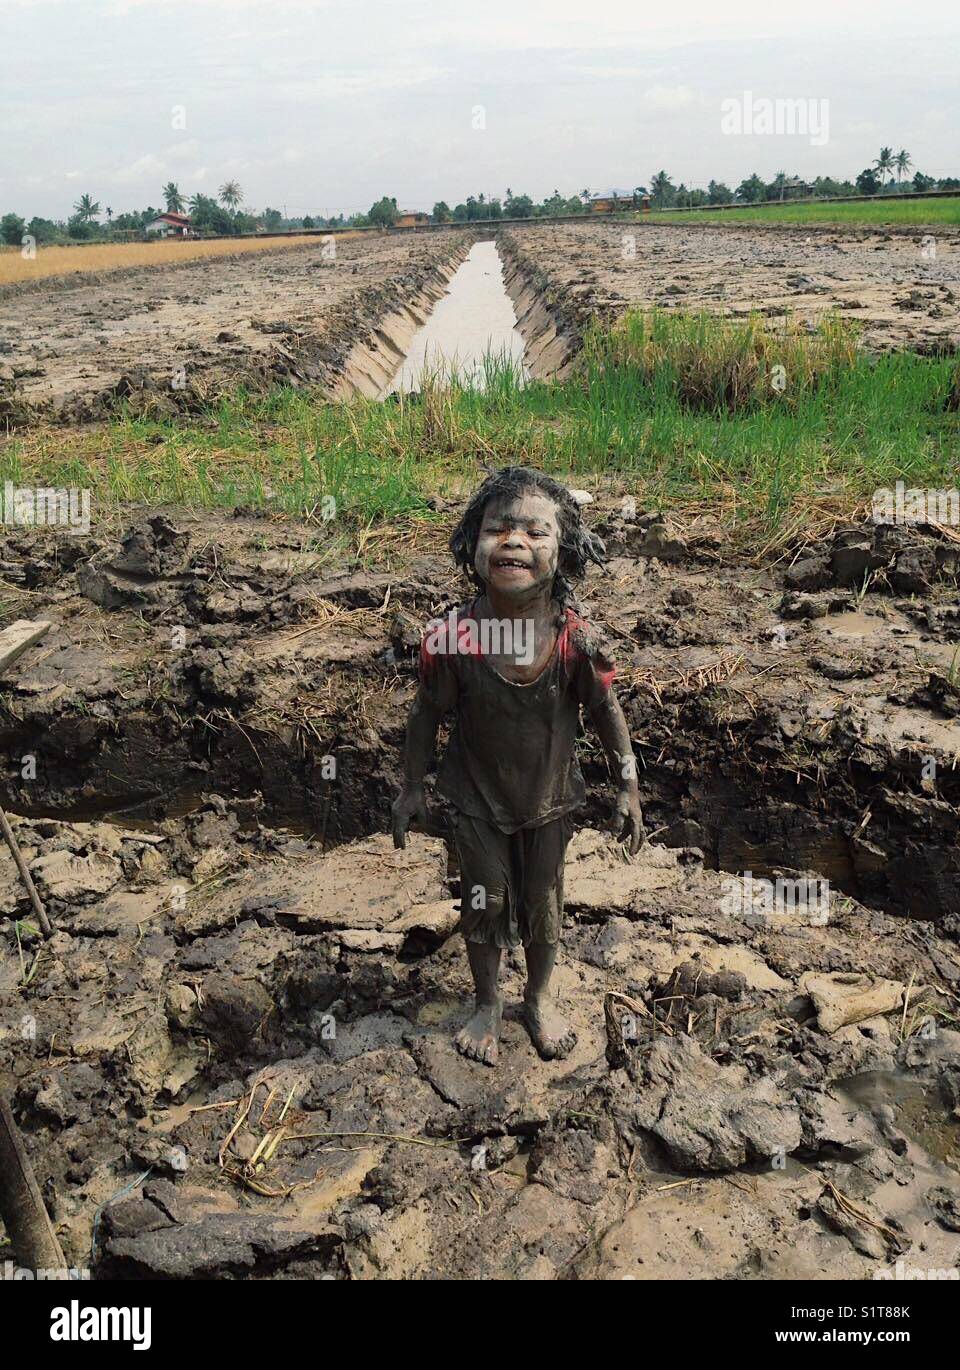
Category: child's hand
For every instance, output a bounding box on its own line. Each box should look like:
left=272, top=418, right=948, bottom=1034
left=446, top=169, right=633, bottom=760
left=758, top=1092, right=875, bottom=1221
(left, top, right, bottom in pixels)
left=612, top=787, right=644, bottom=855
left=392, top=783, right=427, bottom=849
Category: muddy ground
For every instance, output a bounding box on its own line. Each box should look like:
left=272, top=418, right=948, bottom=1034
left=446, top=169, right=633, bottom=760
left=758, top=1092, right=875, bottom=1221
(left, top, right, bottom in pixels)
left=501, top=221, right=960, bottom=361
left=1, top=498, right=959, bottom=1279
left=0, top=230, right=466, bottom=424
left=6, top=218, right=960, bottom=430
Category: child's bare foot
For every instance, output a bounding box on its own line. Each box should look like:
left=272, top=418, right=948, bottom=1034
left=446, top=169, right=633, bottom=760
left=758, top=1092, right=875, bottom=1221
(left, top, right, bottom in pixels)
left=454, top=1000, right=502, bottom=1067
left=522, top=996, right=577, bottom=1060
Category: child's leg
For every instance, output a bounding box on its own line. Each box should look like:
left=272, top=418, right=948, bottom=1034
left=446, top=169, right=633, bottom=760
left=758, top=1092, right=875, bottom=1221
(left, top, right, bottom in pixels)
left=451, top=813, right=514, bottom=1067
left=456, top=941, right=503, bottom=1066
left=520, top=817, right=577, bottom=1060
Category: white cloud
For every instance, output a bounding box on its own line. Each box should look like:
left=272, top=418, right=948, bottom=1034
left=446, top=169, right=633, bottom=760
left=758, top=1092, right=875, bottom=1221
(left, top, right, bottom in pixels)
left=111, top=152, right=167, bottom=184
left=642, top=84, right=701, bottom=109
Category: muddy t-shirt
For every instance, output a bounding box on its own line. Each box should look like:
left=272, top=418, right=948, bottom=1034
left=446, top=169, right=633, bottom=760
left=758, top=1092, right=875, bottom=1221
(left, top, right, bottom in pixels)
left=418, top=598, right=616, bottom=834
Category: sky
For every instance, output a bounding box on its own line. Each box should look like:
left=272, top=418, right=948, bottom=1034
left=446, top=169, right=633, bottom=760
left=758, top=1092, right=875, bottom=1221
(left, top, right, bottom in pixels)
left=2, top=0, right=959, bottom=220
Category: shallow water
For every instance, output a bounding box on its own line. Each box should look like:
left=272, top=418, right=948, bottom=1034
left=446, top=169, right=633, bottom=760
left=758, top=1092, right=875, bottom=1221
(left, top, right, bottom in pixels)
left=385, top=240, right=527, bottom=394
left=838, top=1069, right=960, bottom=1169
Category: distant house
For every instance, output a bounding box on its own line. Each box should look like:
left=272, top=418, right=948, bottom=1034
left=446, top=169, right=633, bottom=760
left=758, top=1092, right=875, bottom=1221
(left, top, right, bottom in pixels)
left=589, top=189, right=638, bottom=214
left=775, top=177, right=813, bottom=201
left=395, top=210, right=430, bottom=229
left=145, top=212, right=193, bottom=237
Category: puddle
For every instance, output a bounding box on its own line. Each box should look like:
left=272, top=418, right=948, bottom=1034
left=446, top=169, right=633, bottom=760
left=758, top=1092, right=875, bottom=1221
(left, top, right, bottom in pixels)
left=837, top=1070, right=960, bottom=1170
left=384, top=241, right=527, bottom=394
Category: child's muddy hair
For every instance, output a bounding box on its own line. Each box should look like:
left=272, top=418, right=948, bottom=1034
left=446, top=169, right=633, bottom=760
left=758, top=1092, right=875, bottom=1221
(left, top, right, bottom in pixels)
left=450, top=466, right=605, bottom=609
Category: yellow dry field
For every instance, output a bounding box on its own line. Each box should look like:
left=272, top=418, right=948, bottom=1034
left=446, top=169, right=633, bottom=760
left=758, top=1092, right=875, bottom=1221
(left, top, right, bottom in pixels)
left=0, top=231, right=366, bottom=286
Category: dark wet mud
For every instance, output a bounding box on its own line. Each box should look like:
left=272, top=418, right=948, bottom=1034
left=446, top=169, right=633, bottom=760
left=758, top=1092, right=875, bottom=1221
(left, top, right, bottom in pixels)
left=1, top=499, right=959, bottom=1279
left=0, top=232, right=470, bottom=426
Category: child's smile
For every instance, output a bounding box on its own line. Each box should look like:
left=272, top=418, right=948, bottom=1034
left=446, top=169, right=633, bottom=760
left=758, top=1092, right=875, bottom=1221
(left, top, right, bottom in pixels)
left=474, top=492, right=560, bottom=597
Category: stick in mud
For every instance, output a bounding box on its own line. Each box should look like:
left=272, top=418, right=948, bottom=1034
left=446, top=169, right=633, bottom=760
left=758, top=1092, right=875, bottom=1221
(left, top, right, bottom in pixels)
left=0, top=804, right=54, bottom=938
left=0, top=1090, right=68, bottom=1275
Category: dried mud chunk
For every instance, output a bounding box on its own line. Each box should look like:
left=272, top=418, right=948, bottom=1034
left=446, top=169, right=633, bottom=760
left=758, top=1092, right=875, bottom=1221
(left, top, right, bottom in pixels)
left=927, top=1185, right=960, bottom=1232
left=385, top=899, right=460, bottom=954
left=630, top=1035, right=802, bottom=1172
left=28, top=1063, right=104, bottom=1127
left=101, top=1194, right=176, bottom=1241
left=183, top=645, right=258, bottom=706
left=101, top=1212, right=340, bottom=1279
left=889, top=547, right=937, bottom=594
left=626, top=517, right=687, bottom=562
left=77, top=562, right=156, bottom=610
left=200, top=971, right=275, bottom=1054
left=799, top=972, right=905, bottom=1035
left=784, top=556, right=831, bottom=592
left=111, top=515, right=189, bottom=577
left=29, top=848, right=122, bottom=903
left=796, top=1088, right=879, bottom=1159
left=529, top=1127, right=611, bottom=1204
left=779, top=591, right=827, bottom=619
left=274, top=948, right=343, bottom=1040
left=829, top=529, right=888, bottom=587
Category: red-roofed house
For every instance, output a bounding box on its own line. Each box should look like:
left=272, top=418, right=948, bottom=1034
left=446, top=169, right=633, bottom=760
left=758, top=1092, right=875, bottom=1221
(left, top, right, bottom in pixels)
left=145, top=212, right=193, bottom=237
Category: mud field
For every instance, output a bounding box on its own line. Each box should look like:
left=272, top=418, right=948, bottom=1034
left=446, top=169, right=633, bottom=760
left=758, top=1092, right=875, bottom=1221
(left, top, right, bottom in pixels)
left=501, top=221, right=960, bottom=366
left=6, top=218, right=960, bottom=430
left=1, top=500, right=959, bottom=1279
left=0, top=230, right=468, bottom=424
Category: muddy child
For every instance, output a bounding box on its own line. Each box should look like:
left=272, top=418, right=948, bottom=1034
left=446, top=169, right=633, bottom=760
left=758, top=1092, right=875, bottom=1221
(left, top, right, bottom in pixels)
left=392, top=467, right=643, bottom=1066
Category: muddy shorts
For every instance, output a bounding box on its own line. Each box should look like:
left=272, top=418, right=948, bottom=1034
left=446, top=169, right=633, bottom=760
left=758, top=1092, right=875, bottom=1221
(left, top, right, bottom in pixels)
left=450, top=810, right=575, bottom=949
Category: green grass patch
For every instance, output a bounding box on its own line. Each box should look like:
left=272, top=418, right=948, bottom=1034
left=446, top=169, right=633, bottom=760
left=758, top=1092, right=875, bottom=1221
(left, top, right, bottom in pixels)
left=649, top=197, right=960, bottom=227
left=3, top=310, right=958, bottom=543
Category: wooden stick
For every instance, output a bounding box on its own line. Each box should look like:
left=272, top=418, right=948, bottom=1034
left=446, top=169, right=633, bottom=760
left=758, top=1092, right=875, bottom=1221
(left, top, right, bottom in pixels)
left=0, top=1090, right=68, bottom=1274
left=0, top=619, right=51, bottom=675
left=0, top=805, right=53, bottom=938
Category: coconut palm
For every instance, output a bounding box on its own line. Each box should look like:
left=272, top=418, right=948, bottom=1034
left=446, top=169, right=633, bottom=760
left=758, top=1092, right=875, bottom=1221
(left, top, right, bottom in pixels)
left=873, top=147, right=894, bottom=186
left=163, top=182, right=185, bottom=213
left=218, top=181, right=242, bottom=211
left=650, top=170, right=675, bottom=207
left=894, top=150, right=912, bottom=187
left=72, top=193, right=100, bottom=222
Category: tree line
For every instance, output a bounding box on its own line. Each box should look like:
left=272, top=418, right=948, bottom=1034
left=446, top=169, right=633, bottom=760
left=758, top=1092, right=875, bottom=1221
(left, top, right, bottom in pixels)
left=3, top=150, right=958, bottom=246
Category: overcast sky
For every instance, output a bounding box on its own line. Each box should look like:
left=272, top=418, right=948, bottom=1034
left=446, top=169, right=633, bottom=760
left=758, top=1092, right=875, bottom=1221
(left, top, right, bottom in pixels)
left=2, top=0, right=958, bottom=220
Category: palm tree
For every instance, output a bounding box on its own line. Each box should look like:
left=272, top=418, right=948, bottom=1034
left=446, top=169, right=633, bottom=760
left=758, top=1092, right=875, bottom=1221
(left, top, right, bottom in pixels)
left=163, top=182, right=185, bottom=213
left=894, top=150, right=912, bottom=187
left=874, top=147, right=894, bottom=186
left=650, top=170, right=675, bottom=207
left=218, top=181, right=242, bottom=211
left=73, top=193, right=100, bottom=222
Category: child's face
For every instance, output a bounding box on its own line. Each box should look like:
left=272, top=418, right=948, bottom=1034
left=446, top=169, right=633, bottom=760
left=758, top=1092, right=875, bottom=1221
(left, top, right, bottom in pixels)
left=473, top=491, right=561, bottom=598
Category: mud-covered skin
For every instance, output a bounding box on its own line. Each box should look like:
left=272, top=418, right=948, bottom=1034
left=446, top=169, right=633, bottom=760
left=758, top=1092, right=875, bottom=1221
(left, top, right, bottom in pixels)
left=523, top=944, right=577, bottom=1060
left=394, top=483, right=642, bottom=1067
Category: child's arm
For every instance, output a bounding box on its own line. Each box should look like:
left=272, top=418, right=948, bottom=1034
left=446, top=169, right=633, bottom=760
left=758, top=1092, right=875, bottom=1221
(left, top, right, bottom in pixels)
left=586, top=690, right=644, bottom=855
left=392, top=684, right=445, bottom=849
